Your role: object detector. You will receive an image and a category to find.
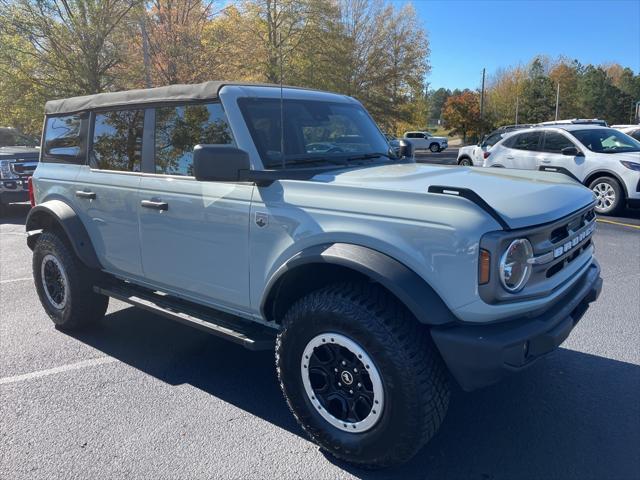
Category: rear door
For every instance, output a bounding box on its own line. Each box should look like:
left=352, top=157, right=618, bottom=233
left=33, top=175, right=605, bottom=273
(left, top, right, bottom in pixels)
left=75, top=108, right=146, bottom=277
left=137, top=102, right=253, bottom=312
left=502, top=131, right=542, bottom=169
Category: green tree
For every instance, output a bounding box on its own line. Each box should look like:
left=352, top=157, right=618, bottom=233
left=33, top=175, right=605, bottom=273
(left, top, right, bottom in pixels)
left=427, top=88, right=451, bottom=124
left=519, top=57, right=556, bottom=123
left=0, top=0, right=140, bottom=96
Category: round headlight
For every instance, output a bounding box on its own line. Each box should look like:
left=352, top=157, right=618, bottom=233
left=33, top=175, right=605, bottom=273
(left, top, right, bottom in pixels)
left=499, top=239, right=533, bottom=292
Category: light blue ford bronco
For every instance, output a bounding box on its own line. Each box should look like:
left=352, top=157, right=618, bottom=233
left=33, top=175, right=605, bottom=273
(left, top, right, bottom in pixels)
left=27, top=82, right=603, bottom=468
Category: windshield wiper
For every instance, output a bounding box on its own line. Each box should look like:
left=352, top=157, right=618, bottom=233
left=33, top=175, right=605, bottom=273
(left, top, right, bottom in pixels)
left=344, top=152, right=393, bottom=162
left=268, top=157, right=348, bottom=168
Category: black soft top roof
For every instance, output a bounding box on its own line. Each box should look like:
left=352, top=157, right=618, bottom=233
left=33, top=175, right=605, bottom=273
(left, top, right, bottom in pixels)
left=44, top=81, right=286, bottom=115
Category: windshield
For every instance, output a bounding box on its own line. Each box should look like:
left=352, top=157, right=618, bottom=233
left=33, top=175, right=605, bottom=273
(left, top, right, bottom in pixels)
left=239, top=98, right=393, bottom=169
left=571, top=128, right=640, bottom=154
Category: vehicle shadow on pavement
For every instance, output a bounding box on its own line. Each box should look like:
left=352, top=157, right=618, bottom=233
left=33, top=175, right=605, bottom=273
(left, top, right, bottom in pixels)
left=0, top=203, right=31, bottom=225
left=67, top=306, right=640, bottom=480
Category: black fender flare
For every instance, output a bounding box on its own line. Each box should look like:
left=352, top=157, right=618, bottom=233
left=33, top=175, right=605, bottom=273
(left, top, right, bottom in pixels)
left=261, top=243, right=457, bottom=326
left=25, top=200, right=102, bottom=269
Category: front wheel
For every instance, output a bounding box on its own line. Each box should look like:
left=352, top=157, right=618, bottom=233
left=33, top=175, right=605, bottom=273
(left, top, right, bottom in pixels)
left=33, top=231, right=108, bottom=330
left=589, top=177, right=623, bottom=215
left=429, top=143, right=440, bottom=153
left=276, top=282, right=450, bottom=469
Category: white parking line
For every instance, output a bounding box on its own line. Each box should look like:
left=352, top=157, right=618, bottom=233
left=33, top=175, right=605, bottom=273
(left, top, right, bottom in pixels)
left=0, top=277, right=32, bottom=284
left=0, top=357, right=118, bottom=386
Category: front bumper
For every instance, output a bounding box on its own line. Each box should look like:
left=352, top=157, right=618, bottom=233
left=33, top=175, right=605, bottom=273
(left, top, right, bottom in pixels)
left=431, top=260, right=602, bottom=391
left=1, top=178, right=30, bottom=204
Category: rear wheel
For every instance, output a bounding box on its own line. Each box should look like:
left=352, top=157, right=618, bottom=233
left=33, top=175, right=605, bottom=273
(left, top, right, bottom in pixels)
left=276, top=282, right=450, bottom=469
left=429, top=143, right=440, bottom=153
left=458, top=157, right=472, bottom=166
left=33, top=231, right=108, bottom=330
left=589, top=177, right=623, bottom=215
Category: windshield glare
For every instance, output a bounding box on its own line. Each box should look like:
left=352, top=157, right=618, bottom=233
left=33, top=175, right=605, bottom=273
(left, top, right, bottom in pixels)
left=571, top=128, right=640, bottom=153
left=239, top=98, right=393, bottom=169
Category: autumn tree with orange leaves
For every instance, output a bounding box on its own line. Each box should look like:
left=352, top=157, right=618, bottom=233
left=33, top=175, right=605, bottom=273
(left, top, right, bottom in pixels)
left=441, top=91, right=484, bottom=143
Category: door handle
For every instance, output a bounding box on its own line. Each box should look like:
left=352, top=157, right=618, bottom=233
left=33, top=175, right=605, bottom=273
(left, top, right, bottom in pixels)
left=141, top=199, right=169, bottom=211
left=541, top=159, right=551, bottom=164
left=76, top=190, right=96, bottom=200
left=506, top=156, right=514, bottom=159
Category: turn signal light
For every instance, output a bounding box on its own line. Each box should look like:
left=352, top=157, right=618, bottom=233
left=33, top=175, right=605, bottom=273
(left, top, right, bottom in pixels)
left=479, top=249, right=491, bottom=285
left=28, top=176, right=35, bottom=207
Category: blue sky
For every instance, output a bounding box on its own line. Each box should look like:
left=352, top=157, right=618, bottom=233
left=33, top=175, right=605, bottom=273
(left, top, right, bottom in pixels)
left=402, top=0, right=640, bottom=91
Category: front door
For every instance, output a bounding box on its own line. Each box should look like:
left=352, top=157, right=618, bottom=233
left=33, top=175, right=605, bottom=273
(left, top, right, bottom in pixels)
left=137, top=102, right=253, bottom=313
left=536, top=130, right=584, bottom=180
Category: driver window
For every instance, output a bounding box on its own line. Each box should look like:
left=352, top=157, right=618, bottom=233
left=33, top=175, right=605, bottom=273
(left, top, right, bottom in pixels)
left=154, top=103, right=233, bottom=176
left=543, top=131, right=575, bottom=153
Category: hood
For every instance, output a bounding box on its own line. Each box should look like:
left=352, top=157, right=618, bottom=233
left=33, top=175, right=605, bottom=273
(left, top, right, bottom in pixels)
left=606, top=151, right=640, bottom=163
left=313, top=163, right=595, bottom=230
left=430, top=136, right=447, bottom=142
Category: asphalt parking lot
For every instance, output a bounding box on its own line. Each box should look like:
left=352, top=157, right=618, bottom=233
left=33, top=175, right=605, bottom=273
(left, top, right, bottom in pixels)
left=415, top=147, right=460, bottom=165
left=1, top=201, right=639, bottom=480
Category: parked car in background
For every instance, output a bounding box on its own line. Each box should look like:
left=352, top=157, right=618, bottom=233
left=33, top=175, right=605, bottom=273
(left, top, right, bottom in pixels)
left=612, top=124, right=640, bottom=141
left=403, top=131, right=448, bottom=152
left=0, top=145, right=39, bottom=215
left=538, top=119, right=608, bottom=127
left=484, top=125, right=640, bottom=214
left=0, top=127, right=39, bottom=148
left=457, top=124, right=533, bottom=166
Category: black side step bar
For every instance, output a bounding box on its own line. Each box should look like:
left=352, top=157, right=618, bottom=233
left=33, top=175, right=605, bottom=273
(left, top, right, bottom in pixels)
left=94, top=282, right=276, bottom=351
left=428, top=185, right=511, bottom=231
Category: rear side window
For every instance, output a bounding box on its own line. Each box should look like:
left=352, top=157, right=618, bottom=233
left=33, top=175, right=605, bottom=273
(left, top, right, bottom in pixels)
left=506, top=131, right=542, bottom=151
left=43, top=115, right=83, bottom=161
left=155, top=103, right=233, bottom=176
left=543, top=131, right=575, bottom=153
left=91, top=110, right=145, bottom=172
left=483, top=133, right=502, bottom=147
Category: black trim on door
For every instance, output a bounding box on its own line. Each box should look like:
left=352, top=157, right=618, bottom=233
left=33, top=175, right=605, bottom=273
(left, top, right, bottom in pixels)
left=142, top=108, right=155, bottom=174
left=538, top=166, right=580, bottom=182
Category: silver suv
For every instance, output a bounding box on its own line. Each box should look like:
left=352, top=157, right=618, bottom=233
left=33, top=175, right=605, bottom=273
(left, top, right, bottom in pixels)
left=27, top=82, right=602, bottom=468
left=484, top=125, right=640, bottom=215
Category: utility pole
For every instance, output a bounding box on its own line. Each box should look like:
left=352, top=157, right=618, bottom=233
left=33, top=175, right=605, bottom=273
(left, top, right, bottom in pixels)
left=479, top=68, right=486, bottom=138
left=555, top=83, right=560, bottom=121
left=140, top=15, right=152, bottom=88
left=515, top=78, right=519, bottom=125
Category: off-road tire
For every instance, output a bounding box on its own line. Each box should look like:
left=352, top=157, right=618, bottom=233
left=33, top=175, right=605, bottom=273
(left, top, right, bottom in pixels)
left=276, top=282, right=450, bottom=469
left=33, top=231, right=108, bottom=330
left=589, top=176, right=623, bottom=215
left=429, top=143, right=440, bottom=153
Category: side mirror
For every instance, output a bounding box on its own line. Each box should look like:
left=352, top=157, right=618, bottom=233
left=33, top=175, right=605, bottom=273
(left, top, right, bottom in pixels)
left=193, top=145, right=250, bottom=182
left=398, top=139, right=413, bottom=158
left=561, top=146, right=582, bottom=156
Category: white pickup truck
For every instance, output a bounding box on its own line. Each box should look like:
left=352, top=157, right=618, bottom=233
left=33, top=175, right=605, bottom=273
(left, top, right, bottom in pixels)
left=403, top=131, right=448, bottom=153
